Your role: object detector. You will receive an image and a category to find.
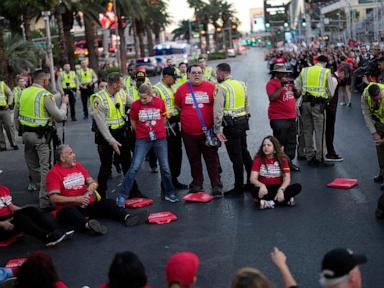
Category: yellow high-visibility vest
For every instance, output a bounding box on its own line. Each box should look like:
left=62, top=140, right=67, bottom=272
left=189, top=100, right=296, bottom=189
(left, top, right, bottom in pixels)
left=219, top=79, right=247, bottom=117
left=203, top=66, right=214, bottom=82
left=365, top=83, right=384, bottom=125
left=126, top=85, right=140, bottom=101
left=300, top=65, right=330, bottom=98
left=19, top=86, right=50, bottom=127
left=90, top=90, right=125, bottom=130
left=0, top=81, right=6, bottom=107
left=61, top=71, right=77, bottom=89
left=12, top=86, right=22, bottom=106
left=153, top=81, right=178, bottom=117
left=78, top=68, right=92, bottom=85
left=124, top=76, right=133, bottom=89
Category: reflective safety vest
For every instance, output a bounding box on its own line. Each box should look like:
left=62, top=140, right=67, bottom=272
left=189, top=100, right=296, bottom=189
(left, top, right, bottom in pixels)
left=173, top=74, right=188, bottom=91
left=153, top=81, right=178, bottom=117
left=118, top=89, right=127, bottom=105
left=126, top=85, right=140, bottom=101
left=203, top=66, right=214, bottom=82
left=90, top=90, right=125, bottom=130
left=124, top=76, right=133, bottom=89
left=61, top=71, right=77, bottom=89
left=0, top=81, right=6, bottom=107
left=219, top=79, right=247, bottom=117
left=300, top=65, right=331, bottom=99
left=366, top=83, right=384, bottom=125
left=12, top=86, right=23, bottom=106
left=78, top=68, right=93, bottom=85
left=19, top=86, right=50, bottom=127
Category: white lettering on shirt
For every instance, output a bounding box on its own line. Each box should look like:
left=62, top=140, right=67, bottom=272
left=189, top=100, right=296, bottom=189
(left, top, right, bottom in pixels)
left=63, top=172, right=85, bottom=190
left=0, top=195, right=12, bottom=208
left=185, top=92, right=210, bottom=107
left=138, top=108, right=161, bottom=123
left=259, top=161, right=282, bottom=178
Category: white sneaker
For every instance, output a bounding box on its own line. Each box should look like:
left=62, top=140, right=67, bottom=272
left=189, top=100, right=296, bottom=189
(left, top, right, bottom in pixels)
left=339, top=102, right=346, bottom=106
left=286, top=197, right=296, bottom=207
left=259, top=200, right=275, bottom=209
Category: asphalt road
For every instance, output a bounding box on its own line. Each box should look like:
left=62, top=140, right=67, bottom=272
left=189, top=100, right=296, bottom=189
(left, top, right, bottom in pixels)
left=1, top=48, right=384, bottom=288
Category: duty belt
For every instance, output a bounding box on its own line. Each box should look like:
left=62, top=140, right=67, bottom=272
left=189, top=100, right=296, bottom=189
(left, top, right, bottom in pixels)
left=302, top=93, right=328, bottom=104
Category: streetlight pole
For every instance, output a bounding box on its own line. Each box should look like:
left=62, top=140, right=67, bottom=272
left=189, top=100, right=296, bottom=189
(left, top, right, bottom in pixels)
left=112, top=0, right=121, bottom=69
left=42, top=11, right=56, bottom=92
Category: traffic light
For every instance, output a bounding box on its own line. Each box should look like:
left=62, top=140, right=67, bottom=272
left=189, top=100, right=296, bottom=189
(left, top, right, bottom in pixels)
left=284, top=21, right=289, bottom=28
left=216, top=26, right=222, bottom=32
left=200, top=23, right=207, bottom=31
left=301, top=18, right=307, bottom=27
left=265, top=22, right=270, bottom=31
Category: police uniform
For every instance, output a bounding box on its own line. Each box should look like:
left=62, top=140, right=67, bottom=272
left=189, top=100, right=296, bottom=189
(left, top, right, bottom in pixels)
left=14, top=84, right=67, bottom=208
left=203, top=66, right=216, bottom=82
left=0, top=81, right=17, bottom=151
left=59, top=70, right=78, bottom=121
left=90, top=89, right=140, bottom=198
left=12, top=85, right=23, bottom=108
left=214, top=76, right=252, bottom=194
left=295, top=62, right=336, bottom=164
left=153, top=74, right=186, bottom=188
left=77, top=67, right=97, bottom=119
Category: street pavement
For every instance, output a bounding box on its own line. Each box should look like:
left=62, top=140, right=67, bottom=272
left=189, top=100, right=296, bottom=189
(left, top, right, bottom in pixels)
left=1, top=48, right=384, bottom=287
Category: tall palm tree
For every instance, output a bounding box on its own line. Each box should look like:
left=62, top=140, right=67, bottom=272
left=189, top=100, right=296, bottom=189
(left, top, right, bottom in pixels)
left=208, top=0, right=222, bottom=51
left=220, top=1, right=235, bottom=49
left=172, top=20, right=191, bottom=41
left=187, top=0, right=204, bottom=50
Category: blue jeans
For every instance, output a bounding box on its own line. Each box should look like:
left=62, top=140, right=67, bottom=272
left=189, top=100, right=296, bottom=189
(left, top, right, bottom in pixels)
left=119, top=138, right=175, bottom=198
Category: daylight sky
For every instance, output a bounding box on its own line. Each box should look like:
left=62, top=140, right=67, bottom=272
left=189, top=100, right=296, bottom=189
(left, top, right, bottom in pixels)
left=167, top=0, right=264, bottom=32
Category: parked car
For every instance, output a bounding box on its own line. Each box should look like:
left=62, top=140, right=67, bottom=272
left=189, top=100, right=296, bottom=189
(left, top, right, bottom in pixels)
left=135, top=57, right=161, bottom=76
left=227, top=48, right=236, bottom=57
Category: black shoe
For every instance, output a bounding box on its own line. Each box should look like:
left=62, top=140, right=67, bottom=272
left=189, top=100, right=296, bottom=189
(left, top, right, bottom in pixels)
left=83, top=115, right=88, bottom=120
left=289, top=163, right=300, bottom=172
left=172, top=179, right=189, bottom=190
left=72, top=118, right=77, bottom=121
left=151, top=166, right=158, bottom=173
left=115, top=165, right=122, bottom=174
left=375, top=208, right=384, bottom=219
left=45, top=230, right=72, bottom=247
left=297, top=155, right=306, bottom=161
left=128, top=189, right=148, bottom=199
left=244, top=183, right=254, bottom=191
left=189, top=184, right=203, bottom=194
left=124, top=210, right=149, bottom=226
left=380, top=184, right=384, bottom=192
left=12, top=145, right=19, bottom=151
left=211, top=186, right=223, bottom=198
left=308, top=157, right=334, bottom=167
left=308, top=157, right=320, bottom=166
left=318, top=161, right=334, bottom=168
left=224, top=188, right=244, bottom=197
left=0, top=147, right=6, bottom=152
left=87, top=219, right=107, bottom=235
left=374, top=175, right=384, bottom=183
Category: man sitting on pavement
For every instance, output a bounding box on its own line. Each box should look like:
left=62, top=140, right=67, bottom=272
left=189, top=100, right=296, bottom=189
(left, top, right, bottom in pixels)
left=47, top=144, right=148, bottom=235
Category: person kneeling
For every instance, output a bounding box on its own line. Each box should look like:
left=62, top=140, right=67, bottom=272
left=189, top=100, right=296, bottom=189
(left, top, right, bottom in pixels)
left=47, top=145, right=147, bottom=235
left=250, top=136, right=302, bottom=209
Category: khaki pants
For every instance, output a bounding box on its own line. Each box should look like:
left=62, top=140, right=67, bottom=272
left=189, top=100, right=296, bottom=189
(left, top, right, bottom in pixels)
left=301, top=102, right=326, bottom=161
left=375, top=123, right=384, bottom=177
left=0, top=109, right=16, bottom=149
left=22, top=132, right=52, bottom=209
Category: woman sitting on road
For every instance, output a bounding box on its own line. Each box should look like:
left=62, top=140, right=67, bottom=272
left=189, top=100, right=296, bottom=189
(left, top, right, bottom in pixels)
left=250, top=136, right=301, bottom=209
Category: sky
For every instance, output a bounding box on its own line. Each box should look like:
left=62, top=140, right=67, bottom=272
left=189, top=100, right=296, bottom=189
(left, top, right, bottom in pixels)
left=167, top=0, right=264, bottom=32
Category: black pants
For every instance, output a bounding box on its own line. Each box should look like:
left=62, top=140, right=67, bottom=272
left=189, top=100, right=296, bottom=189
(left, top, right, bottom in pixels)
left=63, top=88, right=76, bottom=120
left=80, top=86, right=94, bottom=118
left=223, top=124, right=253, bottom=190
left=56, top=199, right=127, bottom=231
left=270, top=118, right=297, bottom=160
left=96, top=128, right=139, bottom=198
left=250, top=183, right=302, bottom=204
left=167, top=124, right=183, bottom=180
left=325, top=94, right=338, bottom=155
left=0, top=207, right=57, bottom=241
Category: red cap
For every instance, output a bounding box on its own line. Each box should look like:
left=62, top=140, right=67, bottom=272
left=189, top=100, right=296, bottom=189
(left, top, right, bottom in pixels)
left=166, top=252, right=199, bottom=286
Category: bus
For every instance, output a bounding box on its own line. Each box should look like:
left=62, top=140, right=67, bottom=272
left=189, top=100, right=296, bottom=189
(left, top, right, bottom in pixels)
left=154, top=42, right=194, bottom=66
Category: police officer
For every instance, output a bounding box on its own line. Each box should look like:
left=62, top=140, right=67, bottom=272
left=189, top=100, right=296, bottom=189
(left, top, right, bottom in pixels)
left=90, top=72, right=142, bottom=199
left=198, top=56, right=215, bottom=82
left=214, top=63, right=253, bottom=196
left=77, top=60, right=97, bottom=119
left=295, top=55, right=336, bottom=167
left=172, top=62, right=188, bottom=91
left=0, top=79, right=17, bottom=151
left=14, top=70, right=68, bottom=209
left=124, top=63, right=136, bottom=91
left=153, top=67, right=188, bottom=189
left=58, top=64, right=79, bottom=121
left=12, top=76, right=27, bottom=109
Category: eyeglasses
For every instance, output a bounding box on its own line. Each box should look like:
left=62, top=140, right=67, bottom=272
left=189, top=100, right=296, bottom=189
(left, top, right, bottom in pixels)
left=190, top=72, right=202, bottom=75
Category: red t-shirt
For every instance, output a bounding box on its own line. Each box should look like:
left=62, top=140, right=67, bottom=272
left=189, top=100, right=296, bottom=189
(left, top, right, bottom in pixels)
left=175, top=81, right=215, bottom=135
left=251, top=155, right=290, bottom=185
left=266, top=79, right=297, bottom=120
left=130, top=96, right=167, bottom=140
left=56, top=281, right=69, bottom=288
left=0, top=185, right=13, bottom=218
left=46, top=163, right=94, bottom=212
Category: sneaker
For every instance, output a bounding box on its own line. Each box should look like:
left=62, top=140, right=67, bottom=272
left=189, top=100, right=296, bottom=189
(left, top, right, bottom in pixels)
left=374, top=175, right=384, bottom=183
left=27, top=183, right=38, bottom=192
left=12, top=145, right=19, bottom=150
left=45, top=230, right=69, bottom=247
left=308, top=157, right=334, bottom=167
left=375, top=208, right=384, bottom=220
left=116, top=195, right=126, bottom=208
left=325, top=154, right=344, bottom=162
left=124, top=210, right=149, bottom=226
left=87, top=219, right=107, bottom=235
left=172, top=179, right=189, bottom=190
left=339, top=102, right=346, bottom=106
left=151, top=166, right=158, bottom=173
left=211, top=186, right=223, bottom=198
left=128, top=190, right=148, bottom=199
left=289, top=162, right=300, bottom=172
left=347, top=102, right=352, bottom=107
left=189, top=184, right=203, bottom=194
left=286, top=197, right=296, bottom=207
left=65, top=229, right=75, bottom=238
left=165, top=192, right=180, bottom=203
left=259, top=200, right=275, bottom=209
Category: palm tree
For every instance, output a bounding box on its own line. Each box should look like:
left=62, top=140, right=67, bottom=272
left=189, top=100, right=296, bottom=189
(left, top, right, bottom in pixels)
left=208, top=0, right=222, bottom=51
left=220, top=1, right=235, bottom=49
left=172, top=20, right=191, bottom=41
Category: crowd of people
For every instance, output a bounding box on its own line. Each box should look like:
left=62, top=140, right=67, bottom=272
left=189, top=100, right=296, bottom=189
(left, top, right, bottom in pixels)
left=0, top=246, right=367, bottom=288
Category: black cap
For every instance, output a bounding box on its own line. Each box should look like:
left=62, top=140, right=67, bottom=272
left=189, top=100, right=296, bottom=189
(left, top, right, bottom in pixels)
left=317, top=55, right=328, bottom=63
left=135, top=71, right=146, bottom=81
left=162, top=67, right=176, bottom=77
left=321, top=248, right=367, bottom=279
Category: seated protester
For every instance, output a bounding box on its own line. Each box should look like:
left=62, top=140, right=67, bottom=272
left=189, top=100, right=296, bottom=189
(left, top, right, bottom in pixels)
left=15, top=251, right=68, bottom=288
left=0, top=171, right=73, bottom=247
left=166, top=252, right=199, bottom=288
left=116, top=84, right=179, bottom=206
left=250, top=136, right=302, bottom=209
left=98, top=251, right=148, bottom=288
left=47, top=145, right=148, bottom=235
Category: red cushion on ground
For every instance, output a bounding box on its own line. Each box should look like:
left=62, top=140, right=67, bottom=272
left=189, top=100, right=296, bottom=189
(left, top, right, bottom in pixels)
left=147, top=211, right=177, bottom=224
left=0, top=233, right=23, bottom=247
left=183, top=192, right=214, bottom=203
left=125, top=198, right=154, bottom=208
left=5, top=257, right=28, bottom=274
left=327, top=178, right=358, bottom=189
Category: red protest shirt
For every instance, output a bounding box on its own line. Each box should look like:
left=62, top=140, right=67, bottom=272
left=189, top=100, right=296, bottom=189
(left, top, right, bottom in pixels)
left=46, top=162, right=94, bottom=212
left=0, top=185, right=13, bottom=218
left=252, top=155, right=290, bottom=185
left=175, top=81, right=215, bottom=135
left=130, top=96, right=167, bottom=140
left=266, top=79, right=297, bottom=120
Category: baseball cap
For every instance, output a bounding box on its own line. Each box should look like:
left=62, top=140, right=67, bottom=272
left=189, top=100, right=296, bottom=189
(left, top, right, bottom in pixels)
left=166, top=252, right=199, bottom=286
left=136, top=71, right=146, bottom=81
left=162, top=67, right=176, bottom=78
left=321, top=248, right=367, bottom=280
